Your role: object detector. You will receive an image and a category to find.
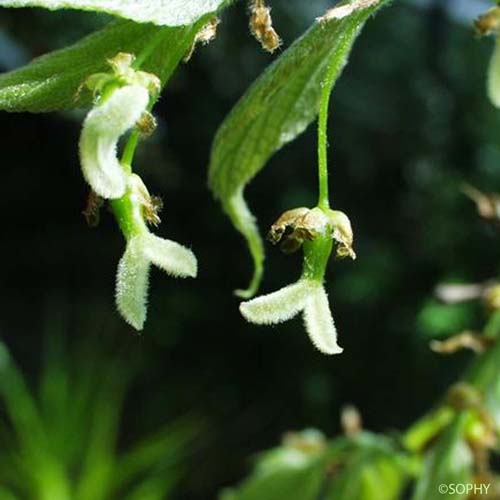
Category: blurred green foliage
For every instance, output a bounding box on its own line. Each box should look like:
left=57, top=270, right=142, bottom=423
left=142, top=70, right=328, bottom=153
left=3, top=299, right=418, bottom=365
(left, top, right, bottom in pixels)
left=0, top=332, right=197, bottom=499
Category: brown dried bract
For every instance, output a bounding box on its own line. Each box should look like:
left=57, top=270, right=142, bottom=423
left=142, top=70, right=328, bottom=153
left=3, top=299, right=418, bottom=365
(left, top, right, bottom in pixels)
left=267, top=207, right=356, bottom=258
left=267, top=207, right=326, bottom=254
left=430, top=331, right=493, bottom=355
left=184, top=17, right=220, bottom=62
left=249, top=0, right=281, bottom=53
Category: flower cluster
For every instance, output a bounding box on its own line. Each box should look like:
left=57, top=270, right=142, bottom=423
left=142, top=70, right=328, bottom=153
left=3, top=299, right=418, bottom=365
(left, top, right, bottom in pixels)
left=79, top=53, right=197, bottom=330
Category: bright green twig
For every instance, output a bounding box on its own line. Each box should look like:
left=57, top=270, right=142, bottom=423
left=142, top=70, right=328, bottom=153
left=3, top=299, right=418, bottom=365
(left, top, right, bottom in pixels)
left=317, top=56, right=339, bottom=210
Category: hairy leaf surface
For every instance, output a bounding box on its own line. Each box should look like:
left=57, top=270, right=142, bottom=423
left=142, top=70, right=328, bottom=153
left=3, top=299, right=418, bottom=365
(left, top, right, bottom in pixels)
left=0, top=20, right=200, bottom=112
left=208, top=0, right=387, bottom=297
left=0, top=0, right=229, bottom=26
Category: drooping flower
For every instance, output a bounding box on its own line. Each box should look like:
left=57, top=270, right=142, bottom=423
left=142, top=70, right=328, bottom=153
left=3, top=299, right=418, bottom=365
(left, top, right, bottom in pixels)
left=240, top=206, right=355, bottom=355
left=240, top=279, right=342, bottom=355
left=116, top=232, right=197, bottom=330
left=78, top=53, right=161, bottom=199
left=79, top=84, right=150, bottom=199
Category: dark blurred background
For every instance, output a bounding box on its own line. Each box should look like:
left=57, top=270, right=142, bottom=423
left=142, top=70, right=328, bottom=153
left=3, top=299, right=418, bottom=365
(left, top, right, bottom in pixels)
left=0, top=0, right=499, bottom=497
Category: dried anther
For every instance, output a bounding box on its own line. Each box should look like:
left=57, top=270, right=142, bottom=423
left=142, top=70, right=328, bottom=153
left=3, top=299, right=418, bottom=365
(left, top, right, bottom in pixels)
left=128, top=174, right=162, bottom=227
left=267, top=207, right=356, bottom=259
left=474, top=7, right=500, bottom=36
left=136, top=111, right=157, bottom=137
left=249, top=0, right=281, bottom=53
left=82, top=189, right=104, bottom=228
left=184, top=17, right=220, bottom=62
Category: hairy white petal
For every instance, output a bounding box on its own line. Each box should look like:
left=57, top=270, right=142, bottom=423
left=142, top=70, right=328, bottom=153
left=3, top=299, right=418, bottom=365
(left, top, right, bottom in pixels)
left=139, top=233, right=197, bottom=278
left=79, top=85, right=149, bottom=198
left=303, top=286, right=343, bottom=355
left=239, top=280, right=314, bottom=325
left=115, top=237, right=150, bottom=331
left=489, top=36, right=500, bottom=108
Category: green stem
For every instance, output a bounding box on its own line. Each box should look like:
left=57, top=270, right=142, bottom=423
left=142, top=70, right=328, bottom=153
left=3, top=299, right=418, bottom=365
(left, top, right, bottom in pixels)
left=301, top=236, right=333, bottom=283
left=317, top=56, right=338, bottom=210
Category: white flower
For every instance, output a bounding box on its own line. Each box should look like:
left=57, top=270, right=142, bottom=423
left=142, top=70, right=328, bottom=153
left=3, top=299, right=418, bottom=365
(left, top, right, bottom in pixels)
left=116, top=233, right=197, bottom=330
left=240, top=279, right=343, bottom=355
left=79, top=84, right=150, bottom=199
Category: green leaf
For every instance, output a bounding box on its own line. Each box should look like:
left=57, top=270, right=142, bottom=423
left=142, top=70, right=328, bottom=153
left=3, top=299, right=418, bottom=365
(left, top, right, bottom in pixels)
left=0, top=0, right=230, bottom=26
left=412, top=414, right=473, bottom=500
left=220, top=432, right=409, bottom=500
left=324, top=433, right=409, bottom=500
left=0, top=19, right=201, bottom=112
left=208, top=0, right=387, bottom=298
